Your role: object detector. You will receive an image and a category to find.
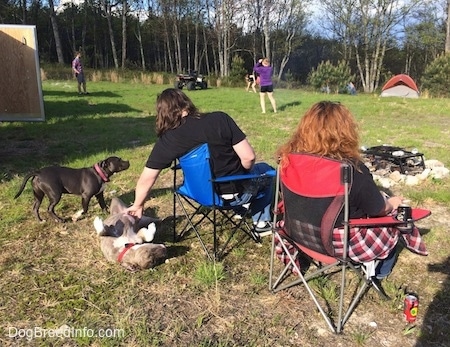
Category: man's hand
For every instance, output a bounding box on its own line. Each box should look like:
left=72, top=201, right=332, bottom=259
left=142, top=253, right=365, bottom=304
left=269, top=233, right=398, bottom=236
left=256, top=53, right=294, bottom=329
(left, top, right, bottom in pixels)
left=125, top=204, right=144, bottom=219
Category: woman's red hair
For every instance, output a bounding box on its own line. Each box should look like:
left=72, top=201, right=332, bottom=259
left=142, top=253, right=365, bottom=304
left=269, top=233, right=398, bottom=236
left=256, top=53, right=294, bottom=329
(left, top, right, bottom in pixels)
left=277, top=101, right=361, bottom=168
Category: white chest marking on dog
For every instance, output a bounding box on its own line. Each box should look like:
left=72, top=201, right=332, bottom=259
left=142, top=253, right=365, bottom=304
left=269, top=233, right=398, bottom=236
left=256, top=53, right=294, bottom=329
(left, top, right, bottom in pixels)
left=113, top=236, right=130, bottom=249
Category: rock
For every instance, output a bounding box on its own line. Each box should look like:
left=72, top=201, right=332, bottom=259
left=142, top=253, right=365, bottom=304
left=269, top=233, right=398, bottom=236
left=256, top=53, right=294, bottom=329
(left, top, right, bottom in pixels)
left=389, top=171, right=403, bottom=182
left=430, top=167, right=449, bottom=179
left=364, top=154, right=448, bottom=187
left=405, top=175, right=420, bottom=186
left=417, top=168, right=431, bottom=180
left=378, top=177, right=392, bottom=188
left=425, top=159, right=444, bottom=169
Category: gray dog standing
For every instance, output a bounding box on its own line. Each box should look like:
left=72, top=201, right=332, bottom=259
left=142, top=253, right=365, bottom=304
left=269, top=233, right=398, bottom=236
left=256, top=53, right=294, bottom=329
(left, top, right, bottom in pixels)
left=94, top=197, right=167, bottom=271
left=14, top=156, right=130, bottom=222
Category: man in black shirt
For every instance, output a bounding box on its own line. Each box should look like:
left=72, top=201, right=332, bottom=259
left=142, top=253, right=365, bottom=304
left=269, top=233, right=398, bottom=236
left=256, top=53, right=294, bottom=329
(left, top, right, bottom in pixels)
left=126, top=88, right=273, bottom=233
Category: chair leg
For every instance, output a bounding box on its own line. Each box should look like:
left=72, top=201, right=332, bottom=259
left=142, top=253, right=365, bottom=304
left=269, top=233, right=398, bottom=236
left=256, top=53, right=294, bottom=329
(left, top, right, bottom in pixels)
left=175, top=193, right=214, bottom=261
left=340, top=277, right=370, bottom=331
left=173, top=191, right=177, bottom=242
left=175, top=192, right=264, bottom=260
left=270, top=240, right=389, bottom=333
left=370, top=277, right=391, bottom=301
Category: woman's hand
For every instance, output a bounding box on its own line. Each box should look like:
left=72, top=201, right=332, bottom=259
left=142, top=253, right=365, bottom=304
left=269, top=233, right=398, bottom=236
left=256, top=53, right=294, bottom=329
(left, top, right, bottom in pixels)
left=388, top=196, right=403, bottom=211
left=381, top=195, right=403, bottom=215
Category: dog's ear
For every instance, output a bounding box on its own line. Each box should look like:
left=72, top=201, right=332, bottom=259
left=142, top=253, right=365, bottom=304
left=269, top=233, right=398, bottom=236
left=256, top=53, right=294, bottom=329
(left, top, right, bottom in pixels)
left=102, top=156, right=120, bottom=170
left=99, top=224, right=123, bottom=237
left=109, top=197, right=127, bottom=214
left=99, top=158, right=108, bottom=170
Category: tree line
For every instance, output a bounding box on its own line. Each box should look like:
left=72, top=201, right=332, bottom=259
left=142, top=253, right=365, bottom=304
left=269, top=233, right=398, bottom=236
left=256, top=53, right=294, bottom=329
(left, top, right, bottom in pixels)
left=2, top=0, right=449, bottom=92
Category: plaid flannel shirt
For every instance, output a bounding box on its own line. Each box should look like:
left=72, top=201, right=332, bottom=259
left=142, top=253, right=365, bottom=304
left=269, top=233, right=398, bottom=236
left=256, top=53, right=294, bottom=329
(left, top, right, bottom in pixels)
left=275, top=220, right=427, bottom=272
left=332, top=225, right=428, bottom=262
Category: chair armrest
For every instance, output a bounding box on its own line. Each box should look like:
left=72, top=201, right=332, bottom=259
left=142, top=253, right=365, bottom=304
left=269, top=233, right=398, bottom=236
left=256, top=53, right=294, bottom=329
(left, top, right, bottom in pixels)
left=349, top=208, right=431, bottom=227
left=213, top=169, right=276, bottom=183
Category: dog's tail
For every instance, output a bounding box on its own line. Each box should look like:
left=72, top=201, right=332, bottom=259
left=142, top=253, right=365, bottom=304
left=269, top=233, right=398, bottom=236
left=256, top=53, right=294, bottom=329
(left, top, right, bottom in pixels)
left=14, top=172, right=37, bottom=199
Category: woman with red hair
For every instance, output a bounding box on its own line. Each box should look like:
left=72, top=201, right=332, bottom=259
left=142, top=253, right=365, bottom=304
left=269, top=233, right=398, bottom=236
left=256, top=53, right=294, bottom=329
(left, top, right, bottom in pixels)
left=277, top=101, right=427, bottom=283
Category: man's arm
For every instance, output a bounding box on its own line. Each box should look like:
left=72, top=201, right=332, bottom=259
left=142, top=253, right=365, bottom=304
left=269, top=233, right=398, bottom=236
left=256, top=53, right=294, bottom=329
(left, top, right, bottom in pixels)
left=125, top=167, right=161, bottom=218
left=233, top=138, right=256, bottom=170
left=72, top=59, right=80, bottom=74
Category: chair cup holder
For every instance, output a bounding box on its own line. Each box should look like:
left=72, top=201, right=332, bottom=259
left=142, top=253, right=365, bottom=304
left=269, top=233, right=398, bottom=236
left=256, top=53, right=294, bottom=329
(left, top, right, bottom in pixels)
left=397, top=220, right=414, bottom=234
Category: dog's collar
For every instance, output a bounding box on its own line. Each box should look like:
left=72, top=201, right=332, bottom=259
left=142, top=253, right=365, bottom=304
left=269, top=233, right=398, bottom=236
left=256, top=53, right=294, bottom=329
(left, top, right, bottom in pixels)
left=117, top=243, right=135, bottom=263
left=94, top=163, right=110, bottom=182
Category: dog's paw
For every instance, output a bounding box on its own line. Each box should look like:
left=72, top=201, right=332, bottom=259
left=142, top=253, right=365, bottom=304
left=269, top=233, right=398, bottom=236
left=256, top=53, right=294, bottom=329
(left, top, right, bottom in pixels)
left=72, top=209, right=84, bottom=222
left=93, top=216, right=104, bottom=234
left=140, top=222, right=156, bottom=242
left=147, top=222, right=156, bottom=233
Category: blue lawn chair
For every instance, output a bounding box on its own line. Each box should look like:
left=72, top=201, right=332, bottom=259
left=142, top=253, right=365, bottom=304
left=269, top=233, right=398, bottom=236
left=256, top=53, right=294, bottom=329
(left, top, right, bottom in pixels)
left=173, top=143, right=276, bottom=260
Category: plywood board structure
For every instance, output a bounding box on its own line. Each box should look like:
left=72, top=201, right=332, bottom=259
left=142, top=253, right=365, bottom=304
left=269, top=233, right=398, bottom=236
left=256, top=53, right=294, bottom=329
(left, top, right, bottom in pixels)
left=0, top=25, right=45, bottom=121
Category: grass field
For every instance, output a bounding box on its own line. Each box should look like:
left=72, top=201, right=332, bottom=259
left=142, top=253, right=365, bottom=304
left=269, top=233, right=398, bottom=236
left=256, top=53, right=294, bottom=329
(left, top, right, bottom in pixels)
left=1, top=80, right=449, bottom=346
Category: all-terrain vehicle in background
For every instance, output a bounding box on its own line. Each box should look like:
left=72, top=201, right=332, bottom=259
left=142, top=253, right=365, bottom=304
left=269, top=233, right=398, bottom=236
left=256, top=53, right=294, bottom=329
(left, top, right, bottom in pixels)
left=174, top=70, right=208, bottom=90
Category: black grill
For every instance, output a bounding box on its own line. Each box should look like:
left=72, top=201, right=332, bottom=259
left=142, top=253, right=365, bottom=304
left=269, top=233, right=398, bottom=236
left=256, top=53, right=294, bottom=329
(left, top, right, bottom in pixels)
left=362, top=145, right=425, bottom=174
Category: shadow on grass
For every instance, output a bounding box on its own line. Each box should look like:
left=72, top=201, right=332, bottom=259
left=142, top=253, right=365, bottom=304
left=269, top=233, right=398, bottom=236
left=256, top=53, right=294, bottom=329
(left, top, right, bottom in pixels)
left=43, top=90, right=121, bottom=98
left=415, top=256, right=450, bottom=346
left=44, top=99, right=139, bottom=119
left=278, top=100, right=301, bottom=112
left=1, top=114, right=156, bottom=180
left=166, top=245, right=190, bottom=259
left=145, top=212, right=192, bottom=260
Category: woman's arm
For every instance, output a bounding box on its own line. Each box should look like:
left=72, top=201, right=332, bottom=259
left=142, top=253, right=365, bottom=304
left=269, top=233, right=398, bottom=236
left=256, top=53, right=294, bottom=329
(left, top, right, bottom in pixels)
left=382, top=196, right=403, bottom=215
left=376, top=191, right=403, bottom=216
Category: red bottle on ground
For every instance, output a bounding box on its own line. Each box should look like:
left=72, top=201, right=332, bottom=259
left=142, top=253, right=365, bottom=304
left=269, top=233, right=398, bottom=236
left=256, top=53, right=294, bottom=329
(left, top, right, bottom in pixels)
left=404, top=294, right=419, bottom=323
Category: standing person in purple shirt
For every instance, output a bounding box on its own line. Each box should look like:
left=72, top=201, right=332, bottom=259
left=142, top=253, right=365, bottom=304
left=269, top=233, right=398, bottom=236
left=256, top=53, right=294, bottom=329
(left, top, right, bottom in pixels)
left=72, top=51, right=88, bottom=95
left=253, top=58, right=277, bottom=114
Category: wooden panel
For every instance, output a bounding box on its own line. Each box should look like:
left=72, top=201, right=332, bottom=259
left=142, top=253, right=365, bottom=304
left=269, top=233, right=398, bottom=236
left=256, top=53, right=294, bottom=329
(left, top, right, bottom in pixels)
left=0, top=25, right=45, bottom=121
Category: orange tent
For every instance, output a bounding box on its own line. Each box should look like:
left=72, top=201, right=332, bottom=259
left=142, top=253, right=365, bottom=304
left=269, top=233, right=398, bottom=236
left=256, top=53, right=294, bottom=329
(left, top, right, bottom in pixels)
left=380, top=74, right=419, bottom=98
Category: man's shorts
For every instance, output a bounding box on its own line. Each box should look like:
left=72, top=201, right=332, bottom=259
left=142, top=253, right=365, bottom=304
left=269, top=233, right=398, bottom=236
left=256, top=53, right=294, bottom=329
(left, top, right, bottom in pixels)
left=76, top=72, right=85, bottom=84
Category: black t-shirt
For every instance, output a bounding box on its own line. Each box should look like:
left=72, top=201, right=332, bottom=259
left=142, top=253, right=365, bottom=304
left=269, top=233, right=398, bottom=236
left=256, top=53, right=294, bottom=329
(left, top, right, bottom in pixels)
left=146, top=111, right=247, bottom=180
left=335, top=162, right=386, bottom=227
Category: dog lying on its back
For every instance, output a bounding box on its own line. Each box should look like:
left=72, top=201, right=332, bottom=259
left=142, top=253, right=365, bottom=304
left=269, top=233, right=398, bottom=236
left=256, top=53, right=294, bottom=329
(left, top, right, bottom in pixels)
left=14, top=156, right=130, bottom=222
left=94, top=197, right=167, bottom=272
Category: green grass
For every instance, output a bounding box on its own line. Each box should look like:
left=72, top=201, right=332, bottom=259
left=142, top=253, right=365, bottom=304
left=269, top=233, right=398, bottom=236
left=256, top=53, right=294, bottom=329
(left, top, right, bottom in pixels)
left=1, top=81, right=449, bottom=346
left=194, top=261, right=226, bottom=289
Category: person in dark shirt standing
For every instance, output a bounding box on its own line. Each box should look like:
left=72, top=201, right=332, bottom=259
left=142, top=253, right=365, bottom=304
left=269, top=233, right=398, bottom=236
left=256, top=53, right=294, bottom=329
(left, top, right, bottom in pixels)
left=125, top=88, right=274, bottom=234
left=72, top=51, right=88, bottom=95
left=245, top=73, right=257, bottom=93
